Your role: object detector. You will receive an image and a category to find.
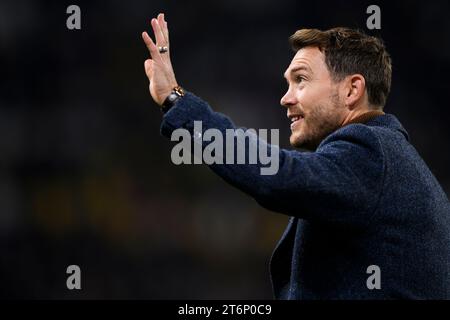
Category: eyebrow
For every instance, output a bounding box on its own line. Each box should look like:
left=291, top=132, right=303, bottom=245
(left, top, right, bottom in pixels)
left=283, top=65, right=312, bottom=80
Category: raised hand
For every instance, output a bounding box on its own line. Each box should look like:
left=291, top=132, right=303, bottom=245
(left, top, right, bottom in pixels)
left=142, top=13, right=179, bottom=106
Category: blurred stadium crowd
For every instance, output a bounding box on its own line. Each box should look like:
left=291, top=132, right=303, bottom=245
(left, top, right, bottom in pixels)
left=0, top=0, right=449, bottom=298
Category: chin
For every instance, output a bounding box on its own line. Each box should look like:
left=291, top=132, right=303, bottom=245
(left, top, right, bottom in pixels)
left=289, top=133, right=304, bottom=148
left=290, top=133, right=317, bottom=151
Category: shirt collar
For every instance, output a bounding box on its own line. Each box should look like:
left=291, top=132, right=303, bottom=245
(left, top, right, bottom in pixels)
left=342, top=110, right=385, bottom=127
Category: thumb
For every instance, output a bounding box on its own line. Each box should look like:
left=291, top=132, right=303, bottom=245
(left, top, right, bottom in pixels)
left=144, top=59, right=153, bottom=79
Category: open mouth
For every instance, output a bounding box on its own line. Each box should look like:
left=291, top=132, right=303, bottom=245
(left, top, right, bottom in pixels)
left=289, top=115, right=304, bottom=130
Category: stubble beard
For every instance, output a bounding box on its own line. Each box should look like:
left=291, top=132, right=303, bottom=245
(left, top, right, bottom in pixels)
left=290, top=92, right=343, bottom=151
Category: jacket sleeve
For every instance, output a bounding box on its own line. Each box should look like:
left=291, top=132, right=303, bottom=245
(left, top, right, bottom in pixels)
left=160, top=91, right=385, bottom=226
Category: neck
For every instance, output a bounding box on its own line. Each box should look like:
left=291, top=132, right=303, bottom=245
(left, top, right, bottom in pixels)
left=340, top=108, right=385, bottom=127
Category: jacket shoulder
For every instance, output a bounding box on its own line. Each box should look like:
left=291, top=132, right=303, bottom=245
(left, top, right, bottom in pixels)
left=318, top=123, right=384, bottom=154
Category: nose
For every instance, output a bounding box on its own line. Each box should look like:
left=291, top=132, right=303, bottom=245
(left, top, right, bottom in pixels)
left=280, top=87, right=297, bottom=108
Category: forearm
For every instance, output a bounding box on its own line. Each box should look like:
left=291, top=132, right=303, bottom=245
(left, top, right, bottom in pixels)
left=161, top=91, right=237, bottom=137
left=161, top=91, right=283, bottom=194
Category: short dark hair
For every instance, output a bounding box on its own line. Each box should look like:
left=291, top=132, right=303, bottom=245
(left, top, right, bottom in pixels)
left=289, top=27, right=392, bottom=108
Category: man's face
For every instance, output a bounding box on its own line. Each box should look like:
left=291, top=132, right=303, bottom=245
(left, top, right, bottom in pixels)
left=281, top=46, right=346, bottom=150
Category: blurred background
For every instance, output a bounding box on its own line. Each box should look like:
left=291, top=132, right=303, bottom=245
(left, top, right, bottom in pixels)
left=0, top=0, right=449, bottom=299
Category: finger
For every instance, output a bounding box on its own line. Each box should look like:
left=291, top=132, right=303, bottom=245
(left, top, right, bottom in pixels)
left=159, top=13, right=169, bottom=43
left=151, top=17, right=166, bottom=47
left=142, top=31, right=161, bottom=61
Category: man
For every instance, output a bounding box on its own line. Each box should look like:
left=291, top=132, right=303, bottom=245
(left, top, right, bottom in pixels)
left=142, top=13, right=450, bottom=299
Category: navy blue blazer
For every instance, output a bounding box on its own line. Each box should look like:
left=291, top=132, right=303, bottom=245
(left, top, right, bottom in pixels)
left=160, top=92, right=450, bottom=299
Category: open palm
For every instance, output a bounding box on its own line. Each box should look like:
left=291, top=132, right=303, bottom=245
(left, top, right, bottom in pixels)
left=142, top=13, right=179, bottom=106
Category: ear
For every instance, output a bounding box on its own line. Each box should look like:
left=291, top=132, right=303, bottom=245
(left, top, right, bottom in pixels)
left=342, top=74, right=366, bottom=109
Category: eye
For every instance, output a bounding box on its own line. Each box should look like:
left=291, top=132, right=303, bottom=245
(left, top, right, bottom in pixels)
left=295, top=75, right=305, bottom=83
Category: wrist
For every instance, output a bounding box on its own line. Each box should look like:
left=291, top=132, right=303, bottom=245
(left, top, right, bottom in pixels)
left=161, top=86, right=185, bottom=114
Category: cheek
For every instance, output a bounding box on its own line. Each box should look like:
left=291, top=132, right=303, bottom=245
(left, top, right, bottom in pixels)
left=297, top=86, right=326, bottom=112
left=304, top=90, right=340, bottom=120
left=302, top=104, right=333, bottom=136
left=296, top=88, right=313, bottom=106
left=302, top=79, right=336, bottom=99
